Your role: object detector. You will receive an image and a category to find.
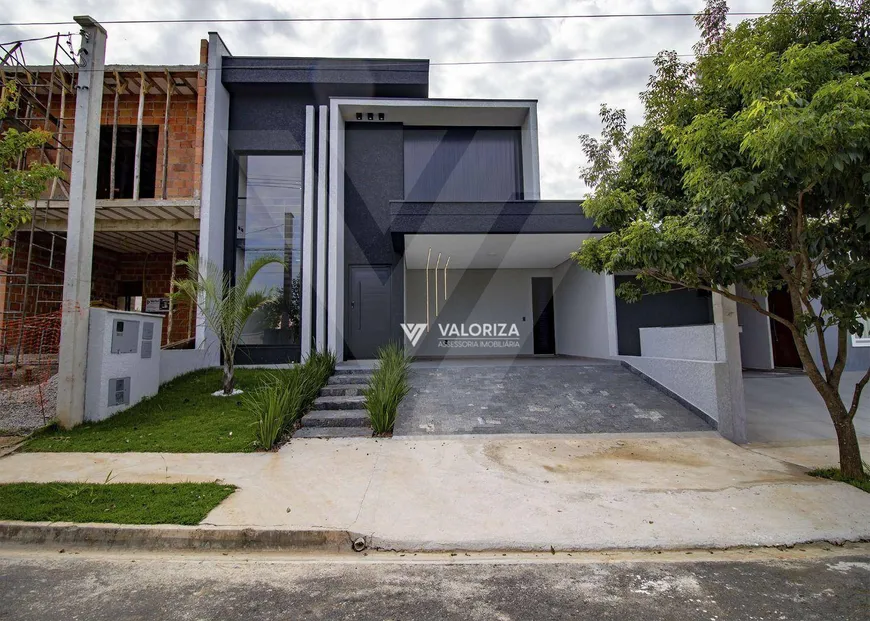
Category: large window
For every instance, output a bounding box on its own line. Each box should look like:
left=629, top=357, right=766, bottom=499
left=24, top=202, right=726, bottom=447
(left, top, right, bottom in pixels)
left=403, top=127, right=522, bottom=201
left=234, top=155, right=303, bottom=346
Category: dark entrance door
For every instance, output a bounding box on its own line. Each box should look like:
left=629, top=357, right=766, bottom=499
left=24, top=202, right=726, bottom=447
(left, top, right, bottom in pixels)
left=531, top=277, right=556, bottom=355
left=768, top=289, right=803, bottom=368
left=347, top=265, right=392, bottom=360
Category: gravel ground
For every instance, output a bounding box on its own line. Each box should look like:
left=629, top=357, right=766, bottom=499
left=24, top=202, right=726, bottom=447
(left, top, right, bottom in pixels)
left=0, top=375, right=57, bottom=433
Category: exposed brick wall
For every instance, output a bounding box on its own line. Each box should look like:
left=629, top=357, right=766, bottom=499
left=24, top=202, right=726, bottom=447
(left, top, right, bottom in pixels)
left=1, top=233, right=194, bottom=351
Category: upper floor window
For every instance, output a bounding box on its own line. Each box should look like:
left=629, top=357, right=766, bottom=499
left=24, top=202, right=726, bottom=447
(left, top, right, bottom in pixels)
left=403, top=127, right=522, bottom=201
left=97, top=125, right=158, bottom=199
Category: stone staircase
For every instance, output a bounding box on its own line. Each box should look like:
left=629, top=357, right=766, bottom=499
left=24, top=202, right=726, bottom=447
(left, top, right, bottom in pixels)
left=295, top=369, right=373, bottom=438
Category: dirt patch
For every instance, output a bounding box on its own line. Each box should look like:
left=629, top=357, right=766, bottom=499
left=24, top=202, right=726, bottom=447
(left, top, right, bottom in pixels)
left=480, top=437, right=811, bottom=491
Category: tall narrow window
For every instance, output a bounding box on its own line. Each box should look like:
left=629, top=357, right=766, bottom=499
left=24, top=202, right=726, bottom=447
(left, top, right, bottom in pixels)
left=235, top=155, right=303, bottom=346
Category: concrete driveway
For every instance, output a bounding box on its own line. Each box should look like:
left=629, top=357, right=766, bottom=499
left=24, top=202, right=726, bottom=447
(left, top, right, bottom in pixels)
left=394, top=360, right=711, bottom=436
left=744, top=370, right=870, bottom=443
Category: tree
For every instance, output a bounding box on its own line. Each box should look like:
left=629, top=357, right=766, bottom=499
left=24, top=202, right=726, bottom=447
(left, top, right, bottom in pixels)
left=173, top=253, right=285, bottom=395
left=0, top=84, right=63, bottom=250
left=574, top=0, right=870, bottom=480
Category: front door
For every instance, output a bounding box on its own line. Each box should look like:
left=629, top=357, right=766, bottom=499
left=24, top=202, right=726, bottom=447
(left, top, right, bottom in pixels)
left=531, top=277, right=556, bottom=355
left=768, top=289, right=803, bottom=368
left=347, top=265, right=392, bottom=360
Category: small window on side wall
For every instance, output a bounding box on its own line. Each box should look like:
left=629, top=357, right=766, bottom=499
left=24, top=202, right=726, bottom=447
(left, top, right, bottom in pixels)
left=852, top=317, right=870, bottom=348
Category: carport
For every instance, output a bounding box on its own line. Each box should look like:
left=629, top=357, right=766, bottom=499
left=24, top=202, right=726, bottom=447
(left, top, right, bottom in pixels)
left=394, top=358, right=713, bottom=436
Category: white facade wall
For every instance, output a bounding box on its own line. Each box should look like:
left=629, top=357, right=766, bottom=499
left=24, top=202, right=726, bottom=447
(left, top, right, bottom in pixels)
left=552, top=261, right=612, bottom=359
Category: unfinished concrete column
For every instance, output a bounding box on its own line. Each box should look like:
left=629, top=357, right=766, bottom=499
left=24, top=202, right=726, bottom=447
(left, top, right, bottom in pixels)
left=713, top=287, right=747, bottom=443
left=56, top=17, right=107, bottom=429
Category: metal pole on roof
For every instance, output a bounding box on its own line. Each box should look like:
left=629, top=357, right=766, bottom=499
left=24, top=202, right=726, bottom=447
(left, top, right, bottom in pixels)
left=434, top=252, right=441, bottom=318
left=161, top=69, right=173, bottom=200
left=133, top=71, right=146, bottom=200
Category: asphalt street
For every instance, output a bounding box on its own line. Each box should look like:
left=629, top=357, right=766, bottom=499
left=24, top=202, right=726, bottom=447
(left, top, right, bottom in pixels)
left=1, top=545, right=868, bottom=620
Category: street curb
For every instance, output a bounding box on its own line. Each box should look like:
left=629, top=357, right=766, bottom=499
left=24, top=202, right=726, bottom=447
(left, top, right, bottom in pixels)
left=0, top=522, right=367, bottom=553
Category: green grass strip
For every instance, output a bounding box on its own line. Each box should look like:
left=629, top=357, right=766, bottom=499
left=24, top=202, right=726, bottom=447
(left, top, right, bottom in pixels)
left=0, top=482, right=236, bottom=525
left=24, top=369, right=276, bottom=453
left=808, top=468, right=870, bottom=493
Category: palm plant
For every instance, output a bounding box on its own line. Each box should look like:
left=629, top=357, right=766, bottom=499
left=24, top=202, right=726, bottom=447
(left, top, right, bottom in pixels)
left=173, top=253, right=285, bottom=395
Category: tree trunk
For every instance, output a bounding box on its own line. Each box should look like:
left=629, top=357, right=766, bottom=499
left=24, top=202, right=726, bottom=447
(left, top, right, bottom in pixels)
left=831, top=410, right=865, bottom=480
left=223, top=360, right=235, bottom=395
left=789, top=327, right=866, bottom=481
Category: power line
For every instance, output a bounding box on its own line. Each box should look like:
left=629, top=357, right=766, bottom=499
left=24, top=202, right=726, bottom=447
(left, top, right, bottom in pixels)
left=431, top=54, right=694, bottom=66
left=0, top=12, right=773, bottom=28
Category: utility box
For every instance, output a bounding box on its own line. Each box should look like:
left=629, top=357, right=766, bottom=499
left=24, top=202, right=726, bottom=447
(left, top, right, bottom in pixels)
left=85, top=309, right=163, bottom=422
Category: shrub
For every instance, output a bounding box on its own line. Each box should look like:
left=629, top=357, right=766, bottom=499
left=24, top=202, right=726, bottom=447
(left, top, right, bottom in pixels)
left=246, top=350, right=336, bottom=449
left=363, top=342, right=411, bottom=435
left=245, top=376, right=291, bottom=450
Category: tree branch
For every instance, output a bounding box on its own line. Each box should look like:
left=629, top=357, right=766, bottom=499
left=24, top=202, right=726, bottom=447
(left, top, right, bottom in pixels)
left=848, top=367, right=870, bottom=421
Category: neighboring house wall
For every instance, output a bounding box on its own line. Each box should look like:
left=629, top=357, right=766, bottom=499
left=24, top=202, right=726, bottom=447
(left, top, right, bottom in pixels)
left=805, top=298, right=870, bottom=372
left=404, top=268, right=553, bottom=357
left=736, top=285, right=774, bottom=370
left=552, top=261, right=611, bottom=359
left=614, top=275, right=713, bottom=356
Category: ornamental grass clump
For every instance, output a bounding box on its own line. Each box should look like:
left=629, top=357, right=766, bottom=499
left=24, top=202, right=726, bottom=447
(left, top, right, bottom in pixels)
left=246, top=351, right=336, bottom=449
left=363, top=342, right=411, bottom=435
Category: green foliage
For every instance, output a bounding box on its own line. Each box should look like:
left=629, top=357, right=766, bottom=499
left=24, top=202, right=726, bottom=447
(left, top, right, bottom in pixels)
left=363, top=342, right=411, bottom=435
left=0, top=482, right=236, bottom=525
left=24, top=369, right=275, bottom=453
left=809, top=466, right=870, bottom=493
left=172, top=253, right=285, bottom=394
left=576, top=0, right=870, bottom=479
left=245, top=350, right=336, bottom=449
left=0, top=84, right=63, bottom=250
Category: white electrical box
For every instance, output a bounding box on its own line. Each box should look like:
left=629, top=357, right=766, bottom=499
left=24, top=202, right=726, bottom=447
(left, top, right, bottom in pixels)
left=85, top=309, right=163, bottom=422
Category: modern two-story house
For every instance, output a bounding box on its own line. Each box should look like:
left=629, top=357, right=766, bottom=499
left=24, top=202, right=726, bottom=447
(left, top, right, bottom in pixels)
left=200, top=33, right=614, bottom=366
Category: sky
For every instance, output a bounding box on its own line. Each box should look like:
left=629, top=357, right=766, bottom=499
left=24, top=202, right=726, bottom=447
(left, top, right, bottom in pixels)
left=1, top=0, right=775, bottom=198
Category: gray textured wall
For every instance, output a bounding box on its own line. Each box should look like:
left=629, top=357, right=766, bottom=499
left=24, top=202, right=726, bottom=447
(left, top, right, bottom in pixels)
left=736, top=285, right=774, bottom=370
left=403, top=128, right=522, bottom=201
left=614, top=276, right=714, bottom=356
left=805, top=299, right=870, bottom=372
left=343, top=123, right=406, bottom=355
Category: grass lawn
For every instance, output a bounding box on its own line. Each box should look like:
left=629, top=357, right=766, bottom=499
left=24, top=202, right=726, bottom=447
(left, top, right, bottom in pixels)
left=809, top=467, right=870, bottom=493
left=24, top=369, right=275, bottom=453
left=0, top=482, right=235, bottom=525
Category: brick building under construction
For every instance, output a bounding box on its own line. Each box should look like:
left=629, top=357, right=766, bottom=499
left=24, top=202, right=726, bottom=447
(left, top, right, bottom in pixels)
left=1, top=33, right=209, bottom=380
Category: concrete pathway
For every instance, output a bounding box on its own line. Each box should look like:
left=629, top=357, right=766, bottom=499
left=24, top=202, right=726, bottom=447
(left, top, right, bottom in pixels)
left=745, top=370, right=870, bottom=442
left=396, top=364, right=711, bottom=435
left=2, top=433, right=869, bottom=551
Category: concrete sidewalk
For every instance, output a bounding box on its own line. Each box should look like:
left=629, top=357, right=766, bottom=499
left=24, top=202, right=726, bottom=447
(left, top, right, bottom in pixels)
left=2, top=433, right=869, bottom=552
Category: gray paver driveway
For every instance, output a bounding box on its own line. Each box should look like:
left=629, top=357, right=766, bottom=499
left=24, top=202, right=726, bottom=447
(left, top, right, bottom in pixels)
left=395, top=362, right=712, bottom=436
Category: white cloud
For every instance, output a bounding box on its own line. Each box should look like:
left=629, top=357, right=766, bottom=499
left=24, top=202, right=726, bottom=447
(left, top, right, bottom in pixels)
left=1, top=0, right=775, bottom=197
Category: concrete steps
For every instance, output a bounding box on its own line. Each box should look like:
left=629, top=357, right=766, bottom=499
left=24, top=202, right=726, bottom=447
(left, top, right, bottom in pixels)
left=311, top=395, right=366, bottom=410
left=319, top=384, right=366, bottom=397
left=293, top=427, right=371, bottom=439
left=295, top=370, right=373, bottom=439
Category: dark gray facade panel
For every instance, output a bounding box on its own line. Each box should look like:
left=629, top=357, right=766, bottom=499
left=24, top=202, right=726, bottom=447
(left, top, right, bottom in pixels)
left=615, top=276, right=714, bottom=356
left=343, top=123, right=405, bottom=357
left=404, top=128, right=521, bottom=201
left=222, top=57, right=429, bottom=95
left=389, top=201, right=602, bottom=242
left=228, top=91, right=309, bottom=152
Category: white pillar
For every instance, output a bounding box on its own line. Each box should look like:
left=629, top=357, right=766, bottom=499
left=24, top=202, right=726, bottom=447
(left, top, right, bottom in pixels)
left=56, top=17, right=107, bottom=429
left=326, top=104, right=345, bottom=360
left=713, top=288, right=748, bottom=443
left=300, top=106, right=316, bottom=360
left=197, top=32, right=232, bottom=364
left=315, top=105, right=329, bottom=352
